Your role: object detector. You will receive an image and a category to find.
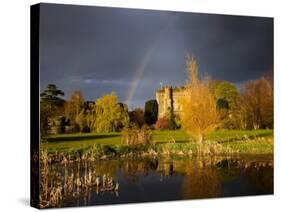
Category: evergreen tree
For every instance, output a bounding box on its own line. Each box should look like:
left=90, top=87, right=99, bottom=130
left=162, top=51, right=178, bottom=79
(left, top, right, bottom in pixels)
left=144, top=100, right=158, bottom=125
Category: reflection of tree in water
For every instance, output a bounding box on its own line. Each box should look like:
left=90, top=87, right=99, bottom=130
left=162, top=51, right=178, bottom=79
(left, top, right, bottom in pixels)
left=216, top=157, right=273, bottom=193
left=181, top=156, right=273, bottom=199
left=121, top=158, right=158, bottom=183
left=121, top=158, right=192, bottom=183
left=181, top=158, right=220, bottom=199
left=242, top=160, right=273, bottom=193
left=158, top=158, right=200, bottom=178
left=94, top=160, right=119, bottom=178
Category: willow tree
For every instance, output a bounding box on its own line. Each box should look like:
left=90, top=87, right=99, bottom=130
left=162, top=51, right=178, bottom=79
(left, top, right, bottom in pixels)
left=181, top=56, right=219, bottom=144
left=94, top=92, right=129, bottom=133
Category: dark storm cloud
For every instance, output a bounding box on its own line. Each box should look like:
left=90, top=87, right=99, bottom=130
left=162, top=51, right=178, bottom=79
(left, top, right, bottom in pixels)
left=39, top=3, right=273, bottom=109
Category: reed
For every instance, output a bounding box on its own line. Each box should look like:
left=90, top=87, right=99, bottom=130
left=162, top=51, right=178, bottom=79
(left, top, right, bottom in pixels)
left=39, top=160, right=120, bottom=208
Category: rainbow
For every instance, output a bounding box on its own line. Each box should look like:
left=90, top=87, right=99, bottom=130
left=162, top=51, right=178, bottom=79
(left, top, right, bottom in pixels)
left=124, top=16, right=177, bottom=109
left=125, top=47, right=154, bottom=108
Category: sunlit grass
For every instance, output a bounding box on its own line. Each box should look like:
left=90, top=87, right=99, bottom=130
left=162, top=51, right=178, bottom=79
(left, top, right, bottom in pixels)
left=41, top=129, right=273, bottom=154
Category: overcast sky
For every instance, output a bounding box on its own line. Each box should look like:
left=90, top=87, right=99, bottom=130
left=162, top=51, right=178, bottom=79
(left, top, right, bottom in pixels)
left=39, top=3, right=273, bottom=109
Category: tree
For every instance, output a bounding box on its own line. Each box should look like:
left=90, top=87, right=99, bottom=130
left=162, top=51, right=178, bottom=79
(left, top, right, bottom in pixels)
left=215, top=81, right=238, bottom=109
left=84, top=101, right=96, bottom=132
left=216, top=98, right=229, bottom=110
left=64, top=90, right=85, bottom=132
left=40, top=101, right=53, bottom=140
left=264, top=68, right=273, bottom=88
left=116, top=103, right=130, bottom=131
left=210, top=81, right=238, bottom=130
left=240, top=77, right=273, bottom=129
left=229, top=95, right=250, bottom=129
left=73, top=101, right=96, bottom=133
left=129, top=108, right=145, bottom=128
left=94, top=93, right=129, bottom=133
left=75, top=110, right=88, bottom=132
left=144, top=100, right=158, bottom=125
left=40, top=84, right=65, bottom=107
left=181, top=56, right=219, bottom=143
left=40, top=84, right=65, bottom=140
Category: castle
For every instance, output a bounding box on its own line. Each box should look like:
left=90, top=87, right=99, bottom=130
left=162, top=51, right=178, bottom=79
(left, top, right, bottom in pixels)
left=155, top=86, right=188, bottom=119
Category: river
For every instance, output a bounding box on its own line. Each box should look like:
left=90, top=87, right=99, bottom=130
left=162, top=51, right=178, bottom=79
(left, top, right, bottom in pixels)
left=39, top=154, right=273, bottom=208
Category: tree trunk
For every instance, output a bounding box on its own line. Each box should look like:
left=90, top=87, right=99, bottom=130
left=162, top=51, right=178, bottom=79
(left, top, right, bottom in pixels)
left=197, top=134, right=204, bottom=156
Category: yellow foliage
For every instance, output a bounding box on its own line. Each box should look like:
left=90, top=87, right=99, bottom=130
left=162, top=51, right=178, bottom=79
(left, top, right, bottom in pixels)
left=181, top=56, right=219, bottom=143
left=94, top=92, right=129, bottom=133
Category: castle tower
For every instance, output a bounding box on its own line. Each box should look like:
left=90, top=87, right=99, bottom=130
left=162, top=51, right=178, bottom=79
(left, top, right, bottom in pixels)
left=156, top=85, right=188, bottom=120
left=156, top=86, right=172, bottom=119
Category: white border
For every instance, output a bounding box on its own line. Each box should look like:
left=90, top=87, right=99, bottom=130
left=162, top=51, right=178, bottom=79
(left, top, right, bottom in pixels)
left=0, top=0, right=280, bottom=212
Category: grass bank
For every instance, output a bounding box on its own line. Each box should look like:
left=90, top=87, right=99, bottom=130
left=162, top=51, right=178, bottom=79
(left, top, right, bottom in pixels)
left=41, top=129, right=273, bottom=156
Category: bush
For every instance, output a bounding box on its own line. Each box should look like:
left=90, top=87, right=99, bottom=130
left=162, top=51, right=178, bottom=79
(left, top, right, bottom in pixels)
left=64, top=123, right=80, bottom=133
left=122, top=124, right=152, bottom=146
left=174, top=115, right=182, bottom=129
left=155, top=117, right=170, bottom=130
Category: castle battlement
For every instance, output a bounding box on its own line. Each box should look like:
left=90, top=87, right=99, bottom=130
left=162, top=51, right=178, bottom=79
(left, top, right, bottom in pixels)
left=156, top=85, right=186, bottom=93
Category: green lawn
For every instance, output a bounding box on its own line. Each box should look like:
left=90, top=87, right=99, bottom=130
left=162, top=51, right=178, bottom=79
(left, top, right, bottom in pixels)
left=41, top=129, right=273, bottom=154
left=44, top=132, right=122, bottom=151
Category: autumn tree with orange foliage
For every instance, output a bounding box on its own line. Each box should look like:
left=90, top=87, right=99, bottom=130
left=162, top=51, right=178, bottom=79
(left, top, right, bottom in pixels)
left=181, top=56, right=219, bottom=144
left=240, top=77, right=273, bottom=129
left=64, top=90, right=85, bottom=132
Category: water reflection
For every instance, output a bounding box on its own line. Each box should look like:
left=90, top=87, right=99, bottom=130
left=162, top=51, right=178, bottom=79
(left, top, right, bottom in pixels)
left=39, top=155, right=273, bottom=208
left=122, top=158, right=159, bottom=183
left=182, top=161, right=220, bottom=199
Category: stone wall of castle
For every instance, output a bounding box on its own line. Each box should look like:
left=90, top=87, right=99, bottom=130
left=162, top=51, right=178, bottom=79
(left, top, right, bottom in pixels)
left=155, top=86, right=188, bottom=119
